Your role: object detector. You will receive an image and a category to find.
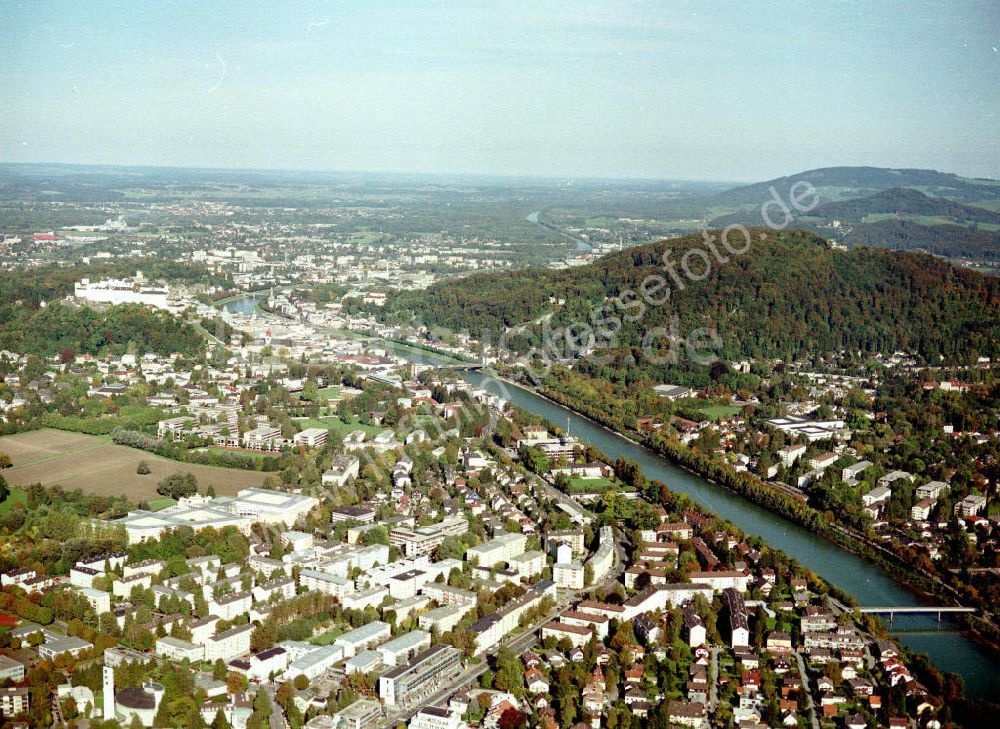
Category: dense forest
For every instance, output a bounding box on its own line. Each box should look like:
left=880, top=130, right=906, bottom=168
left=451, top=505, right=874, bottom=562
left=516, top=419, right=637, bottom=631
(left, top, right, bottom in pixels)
left=387, top=229, right=1000, bottom=366
left=710, top=187, right=1000, bottom=231
left=0, top=302, right=202, bottom=358
left=812, top=187, right=1000, bottom=224
left=842, top=220, right=1000, bottom=260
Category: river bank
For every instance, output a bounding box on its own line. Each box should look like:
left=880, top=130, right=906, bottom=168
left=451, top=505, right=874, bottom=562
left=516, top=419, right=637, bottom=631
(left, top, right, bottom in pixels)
left=457, top=368, right=1000, bottom=697
left=218, top=293, right=1000, bottom=697
left=511, top=374, right=1000, bottom=659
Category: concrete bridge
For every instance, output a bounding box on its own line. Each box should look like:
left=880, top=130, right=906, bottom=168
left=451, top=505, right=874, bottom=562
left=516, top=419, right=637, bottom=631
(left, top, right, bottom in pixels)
left=858, top=606, right=976, bottom=623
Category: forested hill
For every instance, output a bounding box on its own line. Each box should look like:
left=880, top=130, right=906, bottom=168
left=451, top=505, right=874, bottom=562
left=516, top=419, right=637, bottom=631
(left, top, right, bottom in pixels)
left=812, top=187, right=1000, bottom=224
left=387, top=229, right=1000, bottom=362
left=0, top=302, right=203, bottom=358
left=710, top=166, right=1000, bottom=207
left=842, top=220, right=1000, bottom=260
left=0, top=262, right=225, bottom=359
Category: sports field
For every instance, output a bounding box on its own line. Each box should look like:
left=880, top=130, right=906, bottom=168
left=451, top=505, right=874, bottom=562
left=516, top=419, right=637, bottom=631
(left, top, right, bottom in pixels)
left=0, top=429, right=266, bottom=501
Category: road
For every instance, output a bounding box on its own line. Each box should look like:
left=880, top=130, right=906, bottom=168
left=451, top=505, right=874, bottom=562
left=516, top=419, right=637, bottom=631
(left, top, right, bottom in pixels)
left=794, top=651, right=819, bottom=729
left=263, top=685, right=288, bottom=729
left=708, top=646, right=722, bottom=711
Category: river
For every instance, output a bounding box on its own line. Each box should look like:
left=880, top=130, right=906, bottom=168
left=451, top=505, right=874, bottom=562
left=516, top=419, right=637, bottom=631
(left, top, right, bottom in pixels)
left=224, top=295, right=1000, bottom=697
left=221, top=294, right=266, bottom=315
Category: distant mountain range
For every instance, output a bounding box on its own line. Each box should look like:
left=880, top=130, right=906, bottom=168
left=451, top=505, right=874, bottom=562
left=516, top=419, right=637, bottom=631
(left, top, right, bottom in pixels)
left=709, top=166, right=1000, bottom=207
left=704, top=168, right=1000, bottom=261
left=811, top=187, right=1000, bottom=224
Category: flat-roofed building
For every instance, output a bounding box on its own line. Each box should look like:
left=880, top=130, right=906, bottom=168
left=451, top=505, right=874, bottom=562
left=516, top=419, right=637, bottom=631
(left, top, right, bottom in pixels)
left=242, top=426, right=282, bottom=450
left=114, top=572, right=153, bottom=598
left=0, top=655, right=25, bottom=683
left=345, top=650, right=382, bottom=675
left=389, top=569, right=430, bottom=600
left=342, top=585, right=389, bottom=611
left=553, top=560, right=584, bottom=590
left=379, top=645, right=462, bottom=707
left=0, top=687, right=30, bottom=718
left=841, top=460, right=872, bottom=483
left=209, top=591, right=252, bottom=621
left=419, top=583, right=476, bottom=606
left=156, top=636, right=204, bottom=662
left=916, top=481, right=949, bottom=501
left=387, top=595, right=430, bottom=624
left=288, top=644, right=343, bottom=681
left=204, top=624, right=252, bottom=662
left=390, top=517, right=469, bottom=558
left=509, top=550, right=546, bottom=581
left=299, top=569, right=355, bottom=599
left=253, top=576, right=296, bottom=604
left=376, top=630, right=431, bottom=668
left=417, top=604, right=474, bottom=634
left=544, top=529, right=586, bottom=555
left=335, top=621, right=392, bottom=658
left=117, top=502, right=249, bottom=544
left=466, top=532, right=527, bottom=568
left=39, top=635, right=92, bottom=660
left=331, top=699, right=382, bottom=729
left=955, top=494, right=988, bottom=518
left=189, top=615, right=221, bottom=646
left=408, top=706, right=463, bottom=729
left=70, top=565, right=100, bottom=589
left=331, top=505, right=376, bottom=525
left=77, top=586, right=112, bottom=614
left=323, top=456, right=361, bottom=488
left=245, top=646, right=290, bottom=682
left=295, top=428, right=329, bottom=448
left=227, top=488, right=318, bottom=526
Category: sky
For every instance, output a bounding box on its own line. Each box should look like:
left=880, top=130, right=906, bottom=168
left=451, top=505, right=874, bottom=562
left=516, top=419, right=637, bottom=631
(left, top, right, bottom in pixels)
left=1, top=0, right=999, bottom=181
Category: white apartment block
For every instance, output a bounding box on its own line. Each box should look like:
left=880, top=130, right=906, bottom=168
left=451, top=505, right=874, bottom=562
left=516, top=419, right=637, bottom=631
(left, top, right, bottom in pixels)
left=156, top=636, right=204, bottom=662
left=509, top=550, right=546, bottom=581
left=204, top=624, right=253, bottom=662
left=188, top=616, right=221, bottom=646
left=334, top=621, right=392, bottom=658
left=113, top=573, right=152, bottom=598
left=553, top=561, right=585, bottom=590
left=294, top=428, right=328, bottom=448
left=208, top=591, right=252, bottom=621
left=465, top=532, right=527, bottom=568
left=77, top=587, right=111, bottom=614
left=417, top=604, right=474, bottom=633
left=299, top=569, right=356, bottom=599
left=252, top=577, right=296, bottom=604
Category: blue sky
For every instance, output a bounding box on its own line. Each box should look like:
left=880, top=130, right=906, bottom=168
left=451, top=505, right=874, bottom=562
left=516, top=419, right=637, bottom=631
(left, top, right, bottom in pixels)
left=1, top=0, right=998, bottom=180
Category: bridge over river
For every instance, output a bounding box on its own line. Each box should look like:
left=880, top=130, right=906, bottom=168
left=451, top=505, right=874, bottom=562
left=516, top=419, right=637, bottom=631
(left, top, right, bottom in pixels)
left=859, top=606, right=977, bottom=623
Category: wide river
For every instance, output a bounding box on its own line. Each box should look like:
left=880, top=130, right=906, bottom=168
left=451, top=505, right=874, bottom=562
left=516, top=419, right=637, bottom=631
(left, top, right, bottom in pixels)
left=223, top=295, right=999, bottom=696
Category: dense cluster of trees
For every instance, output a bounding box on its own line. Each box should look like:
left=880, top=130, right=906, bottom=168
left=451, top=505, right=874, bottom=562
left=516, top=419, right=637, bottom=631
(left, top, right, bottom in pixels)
left=389, top=229, right=1000, bottom=364
left=844, top=219, right=1000, bottom=261
left=0, top=301, right=203, bottom=358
